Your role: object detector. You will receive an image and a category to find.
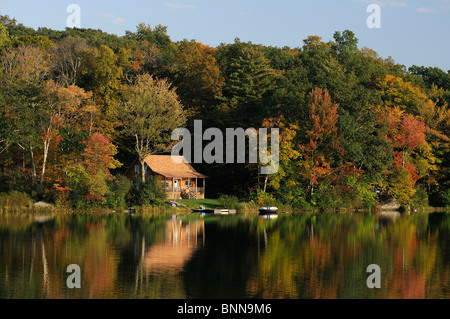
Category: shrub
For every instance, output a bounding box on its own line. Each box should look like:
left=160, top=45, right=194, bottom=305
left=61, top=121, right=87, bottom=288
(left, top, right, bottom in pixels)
left=442, top=189, right=450, bottom=208
left=218, top=195, right=242, bottom=209
left=129, top=176, right=167, bottom=207
left=253, top=189, right=277, bottom=207
left=105, top=174, right=131, bottom=209
left=411, top=186, right=429, bottom=209
left=279, top=187, right=311, bottom=209
left=311, top=183, right=342, bottom=210
left=0, top=191, right=33, bottom=208
left=64, top=164, right=89, bottom=208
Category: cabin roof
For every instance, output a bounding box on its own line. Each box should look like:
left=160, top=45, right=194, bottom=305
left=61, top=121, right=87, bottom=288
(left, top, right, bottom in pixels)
left=144, top=155, right=208, bottom=179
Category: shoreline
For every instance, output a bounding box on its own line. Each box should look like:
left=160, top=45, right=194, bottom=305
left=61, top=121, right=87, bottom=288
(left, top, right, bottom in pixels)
left=0, top=205, right=448, bottom=216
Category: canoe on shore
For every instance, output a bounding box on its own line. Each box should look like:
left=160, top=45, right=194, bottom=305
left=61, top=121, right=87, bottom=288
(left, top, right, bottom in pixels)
left=165, top=201, right=181, bottom=207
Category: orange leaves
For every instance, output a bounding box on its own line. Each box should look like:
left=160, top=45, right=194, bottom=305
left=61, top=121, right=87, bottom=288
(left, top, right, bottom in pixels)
left=392, top=152, right=419, bottom=183
left=53, top=183, right=70, bottom=192
left=400, top=114, right=426, bottom=152
left=41, top=80, right=97, bottom=142
left=301, top=88, right=341, bottom=188
left=385, top=106, right=426, bottom=152
left=83, top=132, right=121, bottom=177
left=302, top=88, right=340, bottom=161
left=306, top=88, right=339, bottom=142
left=384, top=105, right=426, bottom=195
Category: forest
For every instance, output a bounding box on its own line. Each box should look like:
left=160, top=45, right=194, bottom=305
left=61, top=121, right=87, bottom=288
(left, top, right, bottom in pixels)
left=0, top=15, right=449, bottom=210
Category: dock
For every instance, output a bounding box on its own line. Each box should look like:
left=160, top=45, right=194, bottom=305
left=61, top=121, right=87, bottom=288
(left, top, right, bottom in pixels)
left=213, top=209, right=236, bottom=215
left=193, top=208, right=237, bottom=215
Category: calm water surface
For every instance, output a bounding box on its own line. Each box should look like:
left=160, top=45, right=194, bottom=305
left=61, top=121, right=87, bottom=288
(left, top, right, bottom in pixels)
left=0, top=211, right=449, bottom=299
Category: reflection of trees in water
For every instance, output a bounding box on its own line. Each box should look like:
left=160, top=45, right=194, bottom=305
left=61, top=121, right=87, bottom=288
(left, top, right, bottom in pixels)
left=182, top=218, right=261, bottom=299
left=0, top=212, right=449, bottom=298
left=243, top=213, right=449, bottom=299
left=376, top=211, right=401, bottom=231
left=0, top=214, right=124, bottom=298
left=0, top=217, right=56, bottom=298
left=28, top=225, right=49, bottom=297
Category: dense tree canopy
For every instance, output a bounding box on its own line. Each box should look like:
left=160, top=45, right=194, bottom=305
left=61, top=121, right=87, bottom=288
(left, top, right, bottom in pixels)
left=0, top=14, right=449, bottom=209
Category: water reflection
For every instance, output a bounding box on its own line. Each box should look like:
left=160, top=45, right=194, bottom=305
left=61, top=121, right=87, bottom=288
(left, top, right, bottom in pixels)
left=0, top=211, right=449, bottom=299
left=133, top=219, right=204, bottom=298
left=143, top=219, right=204, bottom=273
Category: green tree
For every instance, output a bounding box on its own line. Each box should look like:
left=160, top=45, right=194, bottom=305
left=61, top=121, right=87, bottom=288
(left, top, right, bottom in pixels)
left=174, top=40, right=223, bottom=114
left=0, top=45, right=49, bottom=187
left=130, top=176, right=167, bottom=206
left=125, top=23, right=178, bottom=77
left=220, top=41, right=277, bottom=103
left=0, top=23, right=9, bottom=48
left=120, top=73, right=186, bottom=182
left=217, top=39, right=280, bottom=126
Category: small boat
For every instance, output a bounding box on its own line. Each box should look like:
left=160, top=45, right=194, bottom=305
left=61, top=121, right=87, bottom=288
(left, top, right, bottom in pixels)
left=165, top=201, right=181, bottom=207
left=258, top=207, right=278, bottom=215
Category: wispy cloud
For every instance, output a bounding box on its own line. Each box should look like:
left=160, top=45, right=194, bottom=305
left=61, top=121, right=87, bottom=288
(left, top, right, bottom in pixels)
left=112, top=17, right=127, bottom=25
left=96, top=13, right=116, bottom=18
left=415, top=1, right=450, bottom=14
left=416, top=7, right=439, bottom=14
left=439, top=0, right=450, bottom=11
left=96, top=13, right=127, bottom=25
left=356, top=0, right=407, bottom=7
left=165, top=3, right=198, bottom=10
left=236, top=10, right=251, bottom=16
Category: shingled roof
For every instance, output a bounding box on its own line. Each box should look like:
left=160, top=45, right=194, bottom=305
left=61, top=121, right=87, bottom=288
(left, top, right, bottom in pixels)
left=144, top=155, right=208, bottom=178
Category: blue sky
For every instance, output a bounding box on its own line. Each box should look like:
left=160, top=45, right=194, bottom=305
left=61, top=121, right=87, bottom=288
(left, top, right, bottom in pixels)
left=0, top=0, right=449, bottom=71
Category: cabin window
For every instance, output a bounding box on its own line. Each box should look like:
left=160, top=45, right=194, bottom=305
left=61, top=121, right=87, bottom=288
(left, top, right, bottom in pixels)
left=134, top=165, right=141, bottom=175
left=185, top=179, right=193, bottom=187
left=165, top=180, right=170, bottom=187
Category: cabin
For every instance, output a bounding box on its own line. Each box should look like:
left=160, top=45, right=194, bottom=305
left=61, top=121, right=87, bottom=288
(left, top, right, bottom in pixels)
left=125, top=155, right=208, bottom=200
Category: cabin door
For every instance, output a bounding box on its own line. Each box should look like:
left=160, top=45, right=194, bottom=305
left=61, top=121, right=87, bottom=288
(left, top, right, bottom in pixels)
left=173, top=179, right=181, bottom=191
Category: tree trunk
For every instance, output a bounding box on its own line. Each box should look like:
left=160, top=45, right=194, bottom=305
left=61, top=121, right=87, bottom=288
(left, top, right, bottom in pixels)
left=263, top=175, right=269, bottom=193
left=40, top=140, right=50, bottom=188
left=30, top=148, right=37, bottom=186
left=140, top=160, right=146, bottom=183
left=309, top=181, right=315, bottom=197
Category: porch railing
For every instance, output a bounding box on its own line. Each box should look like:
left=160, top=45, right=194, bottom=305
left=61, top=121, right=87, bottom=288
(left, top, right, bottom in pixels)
left=164, top=187, right=205, bottom=193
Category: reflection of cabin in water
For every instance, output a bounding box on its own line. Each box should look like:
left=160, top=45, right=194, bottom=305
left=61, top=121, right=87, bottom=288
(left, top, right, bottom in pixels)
left=143, top=220, right=205, bottom=273
left=125, top=155, right=208, bottom=199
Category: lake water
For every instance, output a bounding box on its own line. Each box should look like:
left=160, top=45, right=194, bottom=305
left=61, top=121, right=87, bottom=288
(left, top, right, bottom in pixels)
left=0, top=211, right=449, bottom=299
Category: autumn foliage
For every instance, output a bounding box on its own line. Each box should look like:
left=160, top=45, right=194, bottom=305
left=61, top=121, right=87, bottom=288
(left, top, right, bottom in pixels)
left=0, top=16, right=450, bottom=209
